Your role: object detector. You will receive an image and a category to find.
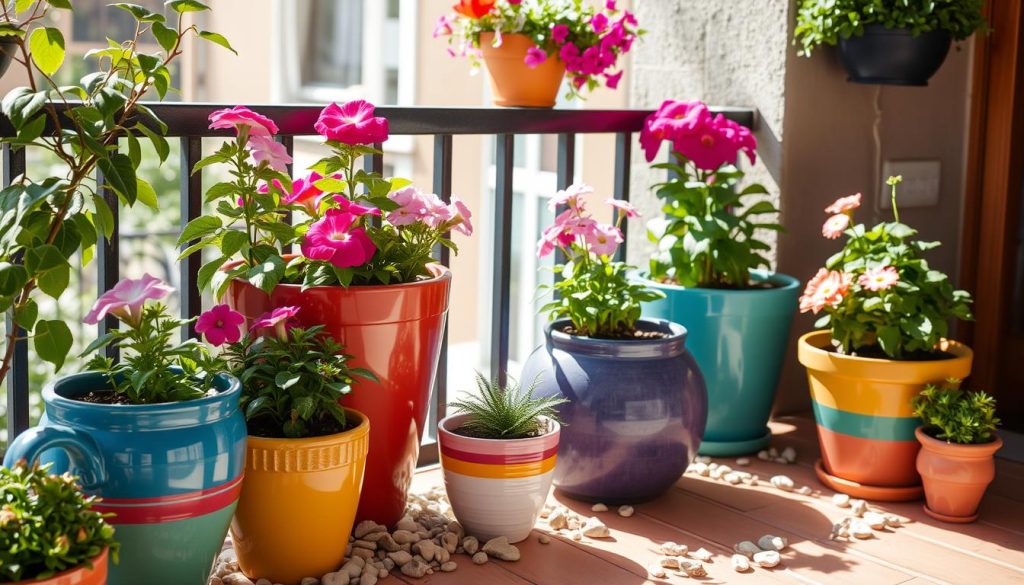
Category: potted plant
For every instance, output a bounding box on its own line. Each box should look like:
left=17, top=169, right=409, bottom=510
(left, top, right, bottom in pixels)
left=634, top=99, right=798, bottom=457
left=520, top=186, right=707, bottom=503
left=439, top=373, right=565, bottom=542
left=797, top=176, right=974, bottom=502
left=436, top=0, right=641, bottom=107
left=181, top=100, right=473, bottom=526
left=1, top=462, right=117, bottom=585
left=913, top=382, right=1002, bottom=523
left=205, top=305, right=373, bottom=584
left=3, top=276, right=247, bottom=585
left=794, top=0, right=987, bottom=85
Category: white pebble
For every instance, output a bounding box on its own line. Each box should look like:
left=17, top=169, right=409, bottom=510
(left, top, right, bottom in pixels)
left=832, top=493, right=851, bottom=508
left=884, top=514, right=903, bottom=528
left=735, top=457, right=751, bottom=466
left=659, top=541, right=688, bottom=556
left=770, top=475, right=794, bottom=491
left=731, top=554, right=752, bottom=572
left=471, top=552, right=488, bottom=565
left=757, top=534, right=788, bottom=551
left=582, top=516, right=610, bottom=538
left=618, top=505, right=634, bottom=517
left=734, top=540, right=761, bottom=558
left=850, top=499, right=868, bottom=517
left=781, top=446, right=797, bottom=463
left=647, top=564, right=667, bottom=578
left=678, top=559, right=707, bottom=577
left=538, top=534, right=550, bottom=544
left=658, top=556, right=680, bottom=569
left=757, top=450, right=770, bottom=460
left=689, top=547, right=713, bottom=561
left=768, top=447, right=779, bottom=458
left=695, top=456, right=712, bottom=464
left=691, top=462, right=710, bottom=476
left=850, top=520, right=874, bottom=539
left=753, top=550, right=781, bottom=568
left=591, top=503, right=608, bottom=512
left=796, top=486, right=812, bottom=495
left=724, top=472, right=743, bottom=485
left=863, top=512, right=887, bottom=530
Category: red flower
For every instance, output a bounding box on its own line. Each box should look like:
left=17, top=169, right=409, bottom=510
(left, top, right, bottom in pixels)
left=453, top=0, right=495, bottom=19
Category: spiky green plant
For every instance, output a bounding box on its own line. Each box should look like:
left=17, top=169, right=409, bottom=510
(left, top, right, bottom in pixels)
left=448, top=373, right=567, bottom=440
left=912, top=381, right=1000, bottom=444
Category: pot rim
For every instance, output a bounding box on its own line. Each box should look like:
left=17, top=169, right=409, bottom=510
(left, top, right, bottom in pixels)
left=915, top=426, right=1004, bottom=457
left=43, top=370, right=240, bottom=414
left=798, top=329, right=972, bottom=372
left=246, top=407, right=370, bottom=448
left=224, top=258, right=452, bottom=293
left=853, top=24, right=953, bottom=38
left=545, top=318, right=690, bottom=360
left=437, top=412, right=560, bottom=445
left=634, top=269, right=801, bottom=294
left=8, top=546, right=108, bottom=585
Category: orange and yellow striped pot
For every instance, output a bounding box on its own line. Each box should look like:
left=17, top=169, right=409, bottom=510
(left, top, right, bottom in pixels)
left=798, top=331, right=973, bottom=501
left=230, top=409, right=369, bottom=585
left=438, top=414, right=559, bottom=543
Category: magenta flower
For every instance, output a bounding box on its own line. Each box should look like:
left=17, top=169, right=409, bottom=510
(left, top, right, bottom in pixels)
left=607, top=198, right=640, bottom=218
left=551, top=24, right=570, bottom=44
left=251, top=306, right=300, bottom=340
left=604, top=70, right=623, bottom=89
left=276, top=172, right=323, bottom=216
left=822, top=213, right=851, bottom=239
left=859, top=266, right=900, bottom=292
left=195, top=304, right=245, bottom=347
left=591, top=13, right=609, bottom=33
left=247, top=135, right=293, bottom=173
left=315, top=100, right=389, bottom=145
left=585, top=223, right=623, bottom=257
left=548, top=183, right=593, bottom=211
left=302, top=209, right=377, bottom=268
left=639, top=100, right=757, bottom=170
left=525, top=47, right=547, bottom=68
left=84, top=274, right=174, bottom=327
left=334, top=195, right=382, bottom=217
left=208, top=106, right=279, bottom=136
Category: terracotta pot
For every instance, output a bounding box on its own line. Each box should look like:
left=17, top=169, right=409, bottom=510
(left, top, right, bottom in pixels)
left=6, top=547, right=109, bottom=585
left=225, top=264, right=451, bottom=526
left=230, top=409, right=370, bottom=585
left=438, top=414, right=559, bottom=543
left=915, top=427, right=1002, bottom=523
left=479, top=32, right=566, bottom=108
left=798, top=330, right=972, bottom=501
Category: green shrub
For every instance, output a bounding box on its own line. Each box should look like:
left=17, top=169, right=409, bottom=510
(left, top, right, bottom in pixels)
left=448, top=373, right=567, bottom=440
left=913, top=382, right=999, bottom=444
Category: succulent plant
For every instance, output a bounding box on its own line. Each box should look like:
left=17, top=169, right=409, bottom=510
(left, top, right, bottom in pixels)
left=448, top=372, right=567, bottom=440
left=913, top=381, right=1000, bottom=444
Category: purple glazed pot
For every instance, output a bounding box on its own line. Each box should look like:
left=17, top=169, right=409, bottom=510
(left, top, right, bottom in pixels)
left=520, top=318, right=708, bottom=503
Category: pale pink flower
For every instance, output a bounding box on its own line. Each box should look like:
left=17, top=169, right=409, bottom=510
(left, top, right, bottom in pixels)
left=84, top=274, right=173, bottom=327
left=315, top=100, right=389, bottom=145
left=586, top=223, right=623, bottom=257
left=537, top=223, right=576, bottom=258
left=302, top=209, right=377, bottom=268
left=195, top=304, right=245, bottom=347
left=798, top=269, right=852, bottom=314
left=421, top=191, right=454, bottom=229
left=208, top=106, right=278, bottom=136
left=822, top=213, right=850, bottom=239
left=548, top=183, right=594, bottom=211
left=433, top=14, right=453, bottom=38
left=859, top=266, right=900, bottom=292
left=606, top=198, right=640, bottom=218
left=251, top=306, right=300, bottom=340
left=247, top=135, right=292, bottom=173
left=333, top=195, right=381, bottom=217
left=825, top=193, right=862, bottom=214
left=447, top=196, right=474, bottom=236
left=386, top=187, right=432, bottom=226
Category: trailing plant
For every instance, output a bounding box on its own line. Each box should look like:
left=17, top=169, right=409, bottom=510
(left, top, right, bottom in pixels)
left=436, top=0, right=641, bottom=99
left=913, top=381, right=999, bottom=444
left=795, top=0, right=987, bottom=57
left=0, top=0, right=232, bottom=383
left=537, top=184, right=663, bottom=338
left=0, top=461, right=118, bottom=582
left=639, top=100, right=781, bottom=289
left=179, top=101, right=473, bottom=297
left=448, top=372, right=566, bottom=440
left=798, top=176, right=973, bottom=359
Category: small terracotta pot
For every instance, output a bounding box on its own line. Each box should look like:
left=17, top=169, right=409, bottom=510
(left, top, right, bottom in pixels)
left=915, top=427, right=1002, bottom=523
left=7, top=547, right=109, bottom=585
left=479, top=32, right=566, bottom=108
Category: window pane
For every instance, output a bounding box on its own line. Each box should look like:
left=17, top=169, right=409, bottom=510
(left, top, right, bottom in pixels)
left=540, top=134, right=558, bottom=173
left=387, top=0, right=400, bottom=19
left=302, top=0, right=364, bottom=88
left=72, top=0, right=163, bottom=43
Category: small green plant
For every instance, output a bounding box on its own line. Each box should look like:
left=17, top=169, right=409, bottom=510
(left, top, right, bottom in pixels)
left=0, top=462, right=118, bottom=582
left=913, top=381, right=999, bottom=444
left=448, top=372, right=567, bottom=440
left=794, top=0, right=987, bottom=57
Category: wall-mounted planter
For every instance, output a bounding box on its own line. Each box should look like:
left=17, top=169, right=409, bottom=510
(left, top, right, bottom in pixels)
left=3, top=371, right=247, bottom=585
left=521, top=318, right=707, bottom=503
left=916, top=427, right=1002, bottom=523
left=838, top=25, right=951, bottom=86
left=798, top=331, right=973, bottom=501
left=479, top=32, right=565, bottom=108
left=637, top=270, right=799, bottom=456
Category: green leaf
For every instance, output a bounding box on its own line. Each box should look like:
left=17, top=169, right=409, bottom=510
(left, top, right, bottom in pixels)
left=293, top=395, right=315, bottom=420
left=136, top=178, right=159, bottom=210
left=135, top=123, right=169, bottom=162
left=14, top=114, right=47, bottom=144
left=220, top=229, right=247, bottom=257
left=313, top=177, right=347, bottom=193
left=111, top=3, right=165, bottom=22
left=14, top=0, right=35, bottom=14
left=44, top=0, right=72, bottom=8
left=25, top=244, right=67, bottom=273
left=150, top=21, right=178, bottom=53
left=165, top=0, right=210, bottom=13
left=275, top=371, right=302, bottom=390
left=97, top=153, right=137, bottom=205
left=92, top=194, right=115, bottom=239
left=2, top=88, right=48, bottom=128
left=198, top=30, right=236, bottom=54
left=247, top=256, right=285, bottom=295
left=28, top=27, right=65, bottom=76
left=14, top=299, right=38, bottom=329
left=125, top=132, right=141, bottom=168
left=177, top=215, right=222, bottom=245
left=0, top=262, right=28, bottom=296
left=197, top=255, right=228, bottom=291
left=34, top=320, right=72, bottom=370
left=36, top=262, right=68, bottom=299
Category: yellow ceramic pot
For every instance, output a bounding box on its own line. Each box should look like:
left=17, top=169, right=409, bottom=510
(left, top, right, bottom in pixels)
left=230, top=409, right=370, bottom=585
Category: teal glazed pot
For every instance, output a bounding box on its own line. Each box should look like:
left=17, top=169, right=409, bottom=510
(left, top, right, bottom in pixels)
left=3, top=371, right=247, bottom=585
left=637, top=270, right=800, bottom=456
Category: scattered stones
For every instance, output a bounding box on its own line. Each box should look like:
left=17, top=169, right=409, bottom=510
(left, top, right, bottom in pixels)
left=591, top=503, right=608, bottom=512
left=222, top=575, right=254, bottom=585
left=863, top=512, right=887, bottom=530
left=387, top=550, right=413, bottom=566
left=678, top=559, right=707, bottom=577
left=850, top=499, right=868, bottom=517
left=850, top=520, right=874, bottom=539
left=796, top=486, right=813, bottom=496
left=472, top=552, right=488, bottom=565
left=582, top=517, right=610, bottom=538
left=659, top=541, right=688, bottom=556
left=691, top=462, right=710, bottom=476
left=724, top=472, right=743, bottom=485
left=830, top=518, right=851, bottom=540
left=462, top=536, right=480, bottom=555
left=735, top=457, right=751, bottom=466
left=321, top=573, right=347, bottom=585
left=571, top=530, right=583, bottom=542
left=547, top=508, right=569, bottom=530
left=689, top=547, right=713, bottom=561
left=757, top=450, right=770, bottom=461
left=695, top=455, right=712, bottom=464
left=255, top=579, right=272, bottom=585
left=391, top=530, right=418, bottom=545
left=413, top=539, right=437, bottom=562
left=770, top=475, right=794, bottom=491
left=781, top=446, right=797, bottom=463
left=757, top=534, right=788, bottom=552
left=538, top=534, right=550, bottom=544
left=400, top=559, right=429, bottom=579
left=618, top=505, right=635, bottom=517
left=884, top=514, right=903, bottom=528
left=734, top=540, right=761, bottom=558
left=753, top=550, right=781, bottom=568
left=440, top=561, right=457, bottom=572
left=647, top=564, right=668, bottom=578
left=731, top=554, right=752, bottom=572
left=482, top=536, right=521, bottom=561
left=300, top=578, right=320, bottom=585
left=658, top=556, right=680, bottom=569
left=832, top=493, right=851, bottom=508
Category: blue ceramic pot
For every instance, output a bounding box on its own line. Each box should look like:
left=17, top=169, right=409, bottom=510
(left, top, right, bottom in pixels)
left=521, top=318, right=707, bottom=503
left=3, top=371, right=247, bottom=585
left=637, top=270, right=799, bottom=456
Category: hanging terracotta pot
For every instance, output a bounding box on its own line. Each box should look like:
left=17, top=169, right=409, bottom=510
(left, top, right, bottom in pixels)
left=479, top=32, right=565, bottom=108
left=915, top=427, right=1002, bottom=523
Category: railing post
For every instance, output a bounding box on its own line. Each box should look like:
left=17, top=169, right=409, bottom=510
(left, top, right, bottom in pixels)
left=491, top=134, right=514, bottom=388
left=96, top=146, right=120, bottom=361
left=613, top=132, right=632, bottom=262
left=3, top=143, right=29, bottom=440
left=179, top=137, right=202, bottom=339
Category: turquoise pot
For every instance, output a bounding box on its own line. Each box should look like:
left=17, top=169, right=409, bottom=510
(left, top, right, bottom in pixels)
left=637, top=270, right=799, bottom=456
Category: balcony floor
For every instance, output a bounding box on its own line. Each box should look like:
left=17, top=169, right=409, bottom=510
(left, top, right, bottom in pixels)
left=406, top=415, right=1024, bottom=585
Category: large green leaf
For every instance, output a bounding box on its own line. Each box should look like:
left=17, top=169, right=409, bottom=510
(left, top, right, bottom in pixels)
left=150, top=21, right=178, bottom=53
left=177, top=215, right=222, bottom=245
left=28, top=27, right=65, bottom=76
left=97, top=153, right=138, bottom=205
left=136, top=177, right=159, bottom=210
left=165, top=0, right=210, bottom=13
left=198, top=31, right=236, bottom=55
left=34, top=319, right=72, bottom=370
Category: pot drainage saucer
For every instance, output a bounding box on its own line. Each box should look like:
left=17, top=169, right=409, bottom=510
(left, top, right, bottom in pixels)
left=922, top=504, right=978, bottom=524
left=814, top=460, right=924, bottom=502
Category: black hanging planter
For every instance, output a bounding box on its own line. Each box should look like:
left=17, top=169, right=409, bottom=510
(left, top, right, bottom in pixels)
left=0, top=36, right=18, bottom=79
left=837, top=24, right=952, bottom=86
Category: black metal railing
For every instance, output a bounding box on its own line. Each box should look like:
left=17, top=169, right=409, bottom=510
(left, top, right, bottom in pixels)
left=2, top=104, right=757, bottom=465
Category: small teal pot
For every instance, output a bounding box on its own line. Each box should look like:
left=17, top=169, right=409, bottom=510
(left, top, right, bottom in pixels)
left=3, top=371, right=247, bottom=585
left=637, top=270, right=800, bottom=456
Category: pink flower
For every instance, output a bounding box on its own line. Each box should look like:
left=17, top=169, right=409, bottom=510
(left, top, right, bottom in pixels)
left=251, top=306, right=300, bottom=340
left=508, top=0, right=522, bottom=4
left=247, top=135, right=292, bottom=173
left=822, top=213, right=851, bottom=239
left=604, top=70, right=623, bottom=89
left=334, top=195, right=381, bottom=217
left=586, top=223, right=623, bottom=256
left=195, top=304, right=245, bottom=347
left=208, top=106, right=278, bottom=136
left=84, top=274, right=173, bottom=327
left=551, top=24, right=570, bottom=44
left=859, top=266, right=900, bottom=292
left=825, top=193, right=862, bottom=214
left=548, top=183, right=593, bottom=211
left=537, top=224, right=575, bottom=258
left=799, top=269, right=852, bottom=314
left=559, top=42, right=580, bottom=63
left=273, top=172, right=322, bottom=215
left=525, top=47, right=547, bottom=68
left=591, top=13, right=609, bottom=33
left=606, top=198, right=640, bottom=218
left=433, top=15, right=453, bottom=38
left=301, top=209, right=377, bottom=268
left=386, top=187, right=432, bottom=226
left=315, top=100, right=389, bottom=145
left=447, top=196, right=474, bottom=236
left=639, top=100, right=758, bottom=170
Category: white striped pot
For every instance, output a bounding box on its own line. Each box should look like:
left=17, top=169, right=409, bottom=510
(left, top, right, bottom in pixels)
left=438, top=414, right=560, bottom=543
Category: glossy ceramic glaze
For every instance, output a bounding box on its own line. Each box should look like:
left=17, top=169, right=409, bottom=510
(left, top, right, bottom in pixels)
left=3, top=372, right=246, bottom=585
left=479, top=33, right=566, bottom=108
left=6, top=547, right=109, bottom=585
left=915, top=427, right=1002, bottom=523
left=638, top=270, right=799, bottom=456
left=838, top=25, right=951, bottom=86
left=225, top=265, right=450, bottom=526
left=521, top=319, right=707, bottom=503
left=230, top=409, right=369, bottom=584
left=438, top=414, right=559, bottom=542
left=798, top=331, right=973, bottom=501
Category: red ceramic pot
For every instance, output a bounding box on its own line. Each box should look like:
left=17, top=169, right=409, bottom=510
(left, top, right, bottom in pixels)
left=225, top=264, right=451, bottom=526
